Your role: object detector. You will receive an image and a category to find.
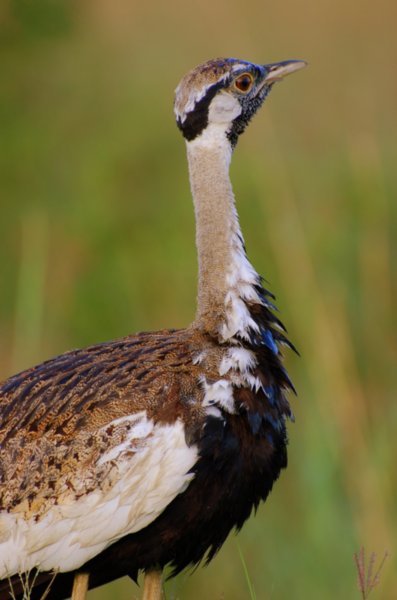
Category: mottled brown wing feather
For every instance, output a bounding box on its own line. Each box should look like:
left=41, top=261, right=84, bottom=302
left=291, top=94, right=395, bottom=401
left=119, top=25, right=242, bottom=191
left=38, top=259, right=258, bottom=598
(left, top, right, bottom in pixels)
left=0, top=328, right=207, bottom=516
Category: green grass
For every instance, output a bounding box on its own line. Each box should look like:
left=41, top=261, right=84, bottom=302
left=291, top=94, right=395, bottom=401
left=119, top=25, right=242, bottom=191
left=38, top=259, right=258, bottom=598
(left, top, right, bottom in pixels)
left=0, top=0, right=396, bottom=597
left=237, top=542, right=257, bottom=600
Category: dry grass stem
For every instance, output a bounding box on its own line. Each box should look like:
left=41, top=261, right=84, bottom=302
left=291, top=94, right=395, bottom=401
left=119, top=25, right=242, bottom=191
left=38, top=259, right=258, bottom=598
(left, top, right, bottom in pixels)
left=6, top=570, right=58, bottom=600
left=354, top=547, right=389, bottom=599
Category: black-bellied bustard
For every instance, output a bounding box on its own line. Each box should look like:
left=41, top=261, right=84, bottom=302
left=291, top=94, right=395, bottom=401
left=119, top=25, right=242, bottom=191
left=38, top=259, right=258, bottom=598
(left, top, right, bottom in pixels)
left=0, top=57, right=306, bottom=599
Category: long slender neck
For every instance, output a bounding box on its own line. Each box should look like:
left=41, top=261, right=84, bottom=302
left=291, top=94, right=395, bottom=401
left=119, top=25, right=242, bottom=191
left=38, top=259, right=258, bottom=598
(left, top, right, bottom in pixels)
left=186, top=136, right=260, bottom=342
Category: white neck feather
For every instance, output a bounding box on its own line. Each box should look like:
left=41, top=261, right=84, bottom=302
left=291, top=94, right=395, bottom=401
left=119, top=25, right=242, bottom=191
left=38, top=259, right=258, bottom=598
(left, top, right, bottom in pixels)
left=187, top=133, right=261, bottom=342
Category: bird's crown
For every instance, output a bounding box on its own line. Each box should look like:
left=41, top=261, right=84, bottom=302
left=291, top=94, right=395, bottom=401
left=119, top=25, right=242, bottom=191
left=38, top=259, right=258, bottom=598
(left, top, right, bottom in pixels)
left=174, top=57, right=306, bottom=147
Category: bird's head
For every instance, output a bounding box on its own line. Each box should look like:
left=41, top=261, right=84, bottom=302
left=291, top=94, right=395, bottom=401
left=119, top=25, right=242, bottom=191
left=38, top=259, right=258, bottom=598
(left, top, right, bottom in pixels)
left=175, top=57, right=306, bottom=148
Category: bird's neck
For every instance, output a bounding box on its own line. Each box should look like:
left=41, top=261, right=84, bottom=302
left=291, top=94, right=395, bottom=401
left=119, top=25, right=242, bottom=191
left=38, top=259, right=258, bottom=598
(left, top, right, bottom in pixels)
left=187, top=135, right=261, bottom=342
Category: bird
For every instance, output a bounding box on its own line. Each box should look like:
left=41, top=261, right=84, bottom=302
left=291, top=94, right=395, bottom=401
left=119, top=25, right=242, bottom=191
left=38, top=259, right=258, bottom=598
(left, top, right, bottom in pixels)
left=0, top=56, right=306, bottom=600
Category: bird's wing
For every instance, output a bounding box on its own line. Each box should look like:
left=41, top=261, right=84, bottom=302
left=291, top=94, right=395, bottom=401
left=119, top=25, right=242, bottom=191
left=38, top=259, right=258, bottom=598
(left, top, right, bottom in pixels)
left=0, top=329, right=204, bottom=577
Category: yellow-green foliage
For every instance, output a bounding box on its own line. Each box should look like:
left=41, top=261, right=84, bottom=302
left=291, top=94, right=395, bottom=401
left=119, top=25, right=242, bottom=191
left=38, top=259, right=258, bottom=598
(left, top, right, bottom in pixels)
left=0, top=0, right=396, bottom=598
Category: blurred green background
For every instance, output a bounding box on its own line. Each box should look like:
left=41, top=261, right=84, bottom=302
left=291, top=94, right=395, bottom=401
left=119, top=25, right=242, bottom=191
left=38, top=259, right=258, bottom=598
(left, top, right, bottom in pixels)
left=1, top=0, right=396, bottom=598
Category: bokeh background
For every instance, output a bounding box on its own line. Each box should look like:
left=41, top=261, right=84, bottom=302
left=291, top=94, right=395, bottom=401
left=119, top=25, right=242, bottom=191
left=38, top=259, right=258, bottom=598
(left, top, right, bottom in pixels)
left=1, top=0, right=396, bottom=598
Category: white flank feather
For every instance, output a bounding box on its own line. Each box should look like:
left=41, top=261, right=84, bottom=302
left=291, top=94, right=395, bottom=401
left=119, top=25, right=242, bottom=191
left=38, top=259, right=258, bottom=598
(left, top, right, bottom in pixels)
left=201, top=377, right=236, bottom=414
left=219, top=347, right=257, bottom=376
left=0, top=417, right=197, bottom=578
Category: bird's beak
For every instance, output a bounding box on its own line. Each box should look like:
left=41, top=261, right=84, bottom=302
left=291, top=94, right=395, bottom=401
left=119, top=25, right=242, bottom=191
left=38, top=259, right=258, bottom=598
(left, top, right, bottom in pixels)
left=262, top=60, right=307, bottom=84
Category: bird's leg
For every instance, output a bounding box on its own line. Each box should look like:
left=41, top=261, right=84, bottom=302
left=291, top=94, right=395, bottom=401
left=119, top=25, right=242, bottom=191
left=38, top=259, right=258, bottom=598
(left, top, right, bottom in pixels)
left=71, top=572, right=89, bottom=600
left=142, top=568, right=163, bottom=600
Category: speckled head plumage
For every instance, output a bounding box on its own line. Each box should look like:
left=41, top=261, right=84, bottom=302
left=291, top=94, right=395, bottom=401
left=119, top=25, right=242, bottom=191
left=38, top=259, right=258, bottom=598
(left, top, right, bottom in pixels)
left=174, top=57, right=306, bottom=147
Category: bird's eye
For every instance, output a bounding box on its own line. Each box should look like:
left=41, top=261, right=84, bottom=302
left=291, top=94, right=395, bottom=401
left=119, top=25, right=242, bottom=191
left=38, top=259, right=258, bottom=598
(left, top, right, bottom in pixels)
left=234, top=73, right=254, bottom=93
